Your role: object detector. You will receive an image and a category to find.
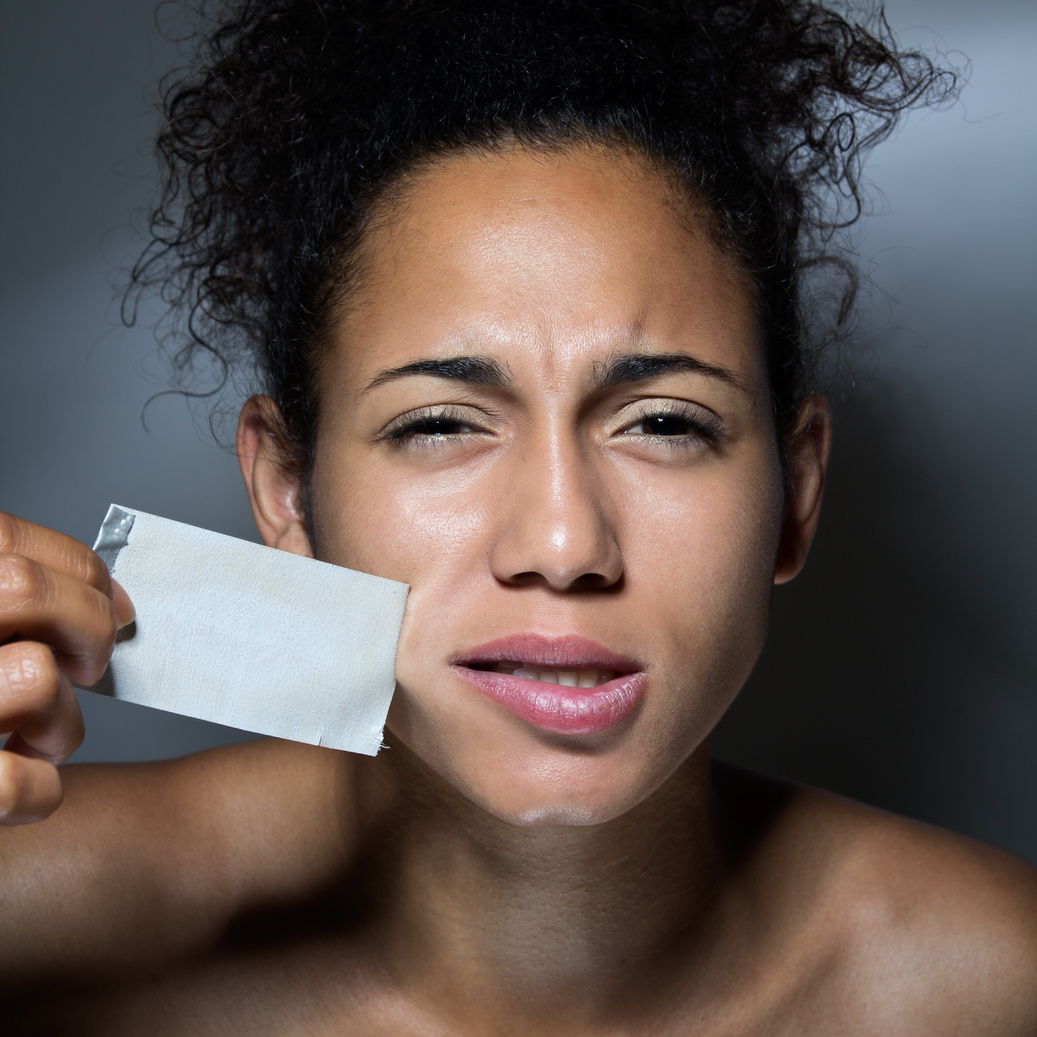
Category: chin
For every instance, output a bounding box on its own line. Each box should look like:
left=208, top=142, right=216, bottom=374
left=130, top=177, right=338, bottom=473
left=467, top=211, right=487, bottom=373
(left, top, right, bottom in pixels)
left=510, top=804, right=599, bottom=827
left=378, top=717, right=674, bottom=830
left=459, top=784, right=646, bottom=829
left=454, top=743, right=686, bottom=829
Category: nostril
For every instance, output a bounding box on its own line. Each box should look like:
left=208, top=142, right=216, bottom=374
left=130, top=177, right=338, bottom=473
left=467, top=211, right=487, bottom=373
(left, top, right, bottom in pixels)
left=570, top=571, right=624, bottom=593
left=502, top=569, right=623, bottom=593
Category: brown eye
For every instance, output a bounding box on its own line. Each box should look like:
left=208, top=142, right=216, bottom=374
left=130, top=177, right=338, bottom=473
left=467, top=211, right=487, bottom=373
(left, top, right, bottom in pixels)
left=635, top=415, right=692, bottom=437
left=618, top=404, right=725, bottom=448
left=405, top=417, right=472, bottom=437
left=380, top=405, right=491, bottom=449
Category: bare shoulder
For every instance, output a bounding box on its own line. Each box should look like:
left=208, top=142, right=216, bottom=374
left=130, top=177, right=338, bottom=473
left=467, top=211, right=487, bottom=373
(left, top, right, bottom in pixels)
left=714, top=763, right=1037, bottom=1035
left=0, top=739, right=353, bottom=984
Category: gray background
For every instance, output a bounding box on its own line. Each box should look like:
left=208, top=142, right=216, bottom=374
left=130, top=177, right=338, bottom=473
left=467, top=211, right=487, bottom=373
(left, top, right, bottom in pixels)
left=2, top=2, right=1034, bottom=861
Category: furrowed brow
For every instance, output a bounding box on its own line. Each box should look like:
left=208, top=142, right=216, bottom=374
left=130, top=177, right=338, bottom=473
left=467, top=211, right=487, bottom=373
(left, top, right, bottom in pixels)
left=361, top=355, right=509, bottom=394
left=594, top=353, right=747, bottom=393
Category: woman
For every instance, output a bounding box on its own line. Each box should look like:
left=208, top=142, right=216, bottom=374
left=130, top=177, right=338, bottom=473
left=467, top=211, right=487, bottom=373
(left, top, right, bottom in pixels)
left=2, top=1, right=1035, bottom=1032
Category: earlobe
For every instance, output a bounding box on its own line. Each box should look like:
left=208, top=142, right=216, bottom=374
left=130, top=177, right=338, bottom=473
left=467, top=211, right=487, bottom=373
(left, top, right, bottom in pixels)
left=773, top=395, right=831, bottom=585
left=237, top=396, right=314, bottom=557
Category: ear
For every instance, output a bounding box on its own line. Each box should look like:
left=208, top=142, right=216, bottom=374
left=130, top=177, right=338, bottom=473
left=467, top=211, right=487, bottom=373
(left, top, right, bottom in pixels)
left=237, top=395, right=314, bottom=557
left=773, top=394, right=831, bottom=585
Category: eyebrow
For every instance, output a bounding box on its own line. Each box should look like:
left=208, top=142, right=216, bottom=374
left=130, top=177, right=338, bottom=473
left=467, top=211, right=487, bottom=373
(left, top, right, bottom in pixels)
left=360, top=351, right=746, bottom=394
left=361, top=355, right=509, bottom=394
left=593, top=353, right=748, bottom=393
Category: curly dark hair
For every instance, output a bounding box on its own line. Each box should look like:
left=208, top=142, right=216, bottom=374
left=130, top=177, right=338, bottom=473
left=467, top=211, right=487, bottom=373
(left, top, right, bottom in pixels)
left=130, top=0, right=955, bottom=495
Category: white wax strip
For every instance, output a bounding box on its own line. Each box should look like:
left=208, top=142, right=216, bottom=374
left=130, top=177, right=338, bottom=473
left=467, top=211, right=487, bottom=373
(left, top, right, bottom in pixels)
left=83, top=505, right=408, bottom=755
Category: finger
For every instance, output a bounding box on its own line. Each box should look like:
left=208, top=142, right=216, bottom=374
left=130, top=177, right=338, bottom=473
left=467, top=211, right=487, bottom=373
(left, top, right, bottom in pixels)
left=0, top=555, right=119, bottom=687
left=111, top=577, right=136, bottom=629
left=0, top=751, right=63, bottom=826
left=0, top=641, right=85, bottom=764
left=0, top=511, right=114, bottom=598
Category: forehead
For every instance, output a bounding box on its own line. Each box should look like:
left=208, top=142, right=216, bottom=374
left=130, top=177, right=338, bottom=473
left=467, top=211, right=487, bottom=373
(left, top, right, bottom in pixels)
left=331, top=145, right=764, bottom=386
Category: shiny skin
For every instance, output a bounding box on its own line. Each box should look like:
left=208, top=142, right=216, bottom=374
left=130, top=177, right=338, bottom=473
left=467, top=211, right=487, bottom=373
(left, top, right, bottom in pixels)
left=255, top=146, right=800, bottom=826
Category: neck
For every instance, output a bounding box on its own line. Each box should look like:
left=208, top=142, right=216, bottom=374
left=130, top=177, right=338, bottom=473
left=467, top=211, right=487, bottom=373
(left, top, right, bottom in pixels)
left=348, top=737, right=726, bottom=1024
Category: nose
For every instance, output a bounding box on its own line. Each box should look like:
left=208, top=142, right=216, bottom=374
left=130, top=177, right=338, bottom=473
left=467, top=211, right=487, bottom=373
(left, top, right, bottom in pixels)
left=489, top=432, right=623, bottom=592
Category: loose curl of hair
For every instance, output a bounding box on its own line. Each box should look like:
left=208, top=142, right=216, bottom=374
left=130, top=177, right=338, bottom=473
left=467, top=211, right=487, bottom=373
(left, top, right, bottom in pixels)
left=129, top=0, right=956, bottom=495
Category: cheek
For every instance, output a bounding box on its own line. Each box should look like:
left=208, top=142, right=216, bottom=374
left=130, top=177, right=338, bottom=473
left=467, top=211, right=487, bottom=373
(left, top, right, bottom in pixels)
left=308, top=447, right=495, bottom=610
left=626, top=443, right=783, bottom=591
left=626, top=450, right=784, bottom=695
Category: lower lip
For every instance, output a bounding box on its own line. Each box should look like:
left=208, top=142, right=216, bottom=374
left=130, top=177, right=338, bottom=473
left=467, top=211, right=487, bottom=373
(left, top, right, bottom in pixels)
left=455, top=668, right=647, bottom=735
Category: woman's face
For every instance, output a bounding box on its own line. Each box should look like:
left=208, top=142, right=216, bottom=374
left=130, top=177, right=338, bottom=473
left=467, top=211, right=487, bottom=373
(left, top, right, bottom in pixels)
left=285, top=146, right=807, bottom=824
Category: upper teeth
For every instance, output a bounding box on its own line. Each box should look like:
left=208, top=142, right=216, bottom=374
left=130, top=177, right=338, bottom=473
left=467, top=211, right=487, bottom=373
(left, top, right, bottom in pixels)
left=491, top=664, right=618, bottom=688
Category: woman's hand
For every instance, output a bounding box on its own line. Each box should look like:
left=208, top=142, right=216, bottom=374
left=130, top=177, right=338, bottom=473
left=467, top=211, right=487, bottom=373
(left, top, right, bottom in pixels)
left=0, top=512, right=134, bottom=825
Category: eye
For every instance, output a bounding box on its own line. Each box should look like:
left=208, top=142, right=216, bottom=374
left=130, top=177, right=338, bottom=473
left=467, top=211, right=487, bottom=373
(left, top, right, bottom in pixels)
left=626, top=414, right=696, bottom=437
left=617, top=402, right=725, bottom=448
left=379, top=405, right=489, bottom=448
left=396, top=416, right=472, bottom=437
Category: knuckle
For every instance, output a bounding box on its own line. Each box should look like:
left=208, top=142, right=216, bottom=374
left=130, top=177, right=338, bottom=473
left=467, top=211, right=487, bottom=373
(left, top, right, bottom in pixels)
left=0, top=553, right=44, bottom=610
left=0, top=642, right=58, bottom=706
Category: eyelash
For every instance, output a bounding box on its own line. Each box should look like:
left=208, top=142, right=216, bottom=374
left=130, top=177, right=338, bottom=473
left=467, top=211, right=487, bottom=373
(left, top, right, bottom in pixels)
left=618, top=402, right=725, bottom=448
left=379, top=402, right=726, bottom=450
left=379, top=406, right=486, bottom=447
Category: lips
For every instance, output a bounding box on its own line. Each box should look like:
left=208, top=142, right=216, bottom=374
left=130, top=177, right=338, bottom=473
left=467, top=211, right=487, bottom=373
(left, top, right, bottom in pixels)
left=453, top=634, right=646, bottom=735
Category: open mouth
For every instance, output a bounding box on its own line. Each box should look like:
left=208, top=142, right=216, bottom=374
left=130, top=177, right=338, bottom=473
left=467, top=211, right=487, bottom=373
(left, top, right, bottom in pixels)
left=466, top=661, right=621, bottom=688
left=454, top=635, right=645, bottom=735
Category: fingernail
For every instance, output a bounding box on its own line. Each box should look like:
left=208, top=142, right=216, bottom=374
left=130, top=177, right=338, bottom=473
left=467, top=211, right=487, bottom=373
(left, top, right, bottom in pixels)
left=112, top=578, right=136, bottom=628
